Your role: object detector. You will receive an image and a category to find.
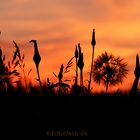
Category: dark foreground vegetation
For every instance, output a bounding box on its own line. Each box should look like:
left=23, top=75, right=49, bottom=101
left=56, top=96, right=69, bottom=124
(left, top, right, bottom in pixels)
left=0, top=96, right=140, bottom=139
left=0, top=30, right=140, bottom=139
left=0, top=30, right=139, bottom=96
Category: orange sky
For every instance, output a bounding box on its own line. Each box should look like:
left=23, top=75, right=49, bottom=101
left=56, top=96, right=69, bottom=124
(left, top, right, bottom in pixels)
left=0, top=0, right=140, bottom=92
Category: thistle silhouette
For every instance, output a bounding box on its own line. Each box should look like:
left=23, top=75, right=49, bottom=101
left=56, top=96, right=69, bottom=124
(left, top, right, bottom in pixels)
left=88, top=29, right=96, bottom=94
left=131, top=54, right=140, bottom=94
left=29, top=40, right=42, bottom=90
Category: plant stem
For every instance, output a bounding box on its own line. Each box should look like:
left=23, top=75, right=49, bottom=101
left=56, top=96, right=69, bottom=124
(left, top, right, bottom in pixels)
left=106, top=81, right=109, bottom=94
left=36, top=66, right=42, bottom=90
left=76, top=58, right=78, bottom=85
left=131, top=77, right=139, bottom=94
left=80, top=69, right=84, bottom=86
left=88, top=47, right=95, bottom=94
left=22, top=68, right=28, bottom=93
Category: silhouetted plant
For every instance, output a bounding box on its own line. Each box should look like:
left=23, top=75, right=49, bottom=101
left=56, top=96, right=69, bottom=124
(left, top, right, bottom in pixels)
left=74, top=45, right=78, bottom=85
left=0, top=47, right=20, bottom=93
left=42, top=78, right=55, bottom=95
left=87, top=29, right=96, bottom=94
left=131, top=54, right=140, bottom=94
left=0, top=31, right=136, bottom=96
left=29, top=40, right=42, bottom=91
left=13, top=41, right=32, bottom=93
left=77, top=44, right=84, bottom=86
left=53, top=57, right=74, bottom=95
left=93, top=52, right=128, bottom=94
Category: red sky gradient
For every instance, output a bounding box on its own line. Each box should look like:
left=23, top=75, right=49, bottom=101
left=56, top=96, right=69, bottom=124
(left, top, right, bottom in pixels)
left=0, top=0, right=140, bottom=92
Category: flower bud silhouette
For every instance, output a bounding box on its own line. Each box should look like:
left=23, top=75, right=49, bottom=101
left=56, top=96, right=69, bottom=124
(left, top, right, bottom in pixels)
left=88, top=29, right=96, bottom=94
left=29, top=40, right=42, bottom=90
left=77, top=44, right=84, bottom=71
left=29, top=40, right=41, bottom=68
left=77, top=44, right=84, bottom=86
left=91, top=29, right=96, bottom=47
left=75, top=45, right=78, bottom=85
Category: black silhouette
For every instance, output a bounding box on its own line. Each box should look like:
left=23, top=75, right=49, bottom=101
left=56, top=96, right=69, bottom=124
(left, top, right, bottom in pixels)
left=29, top=40, right=42, bottom=90
left=52, top=57, right=74, bottom=95
left=13, top=41, right=30, bottom=93
left=131, top=54, right=140, bottom=94
left=0, top=30, right=134, bottom=96
left=88, top=29, right=96, bottom=94
left=77, top=43, right=84, bottom=86
left=0, top=46, right=20, bottom=93
left=93, top=52, right=128, bottom=94
left=74, top=45, right=78, bottom=85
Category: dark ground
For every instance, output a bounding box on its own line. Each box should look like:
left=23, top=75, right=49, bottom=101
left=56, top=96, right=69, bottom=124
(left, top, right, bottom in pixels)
left=0, top=95, right=140, bottom=139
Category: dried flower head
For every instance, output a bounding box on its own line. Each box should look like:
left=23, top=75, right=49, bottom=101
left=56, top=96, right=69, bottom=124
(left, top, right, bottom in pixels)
left=29, top=40, right=41, bottom=68
left=77, top=44, right=84, bottom=70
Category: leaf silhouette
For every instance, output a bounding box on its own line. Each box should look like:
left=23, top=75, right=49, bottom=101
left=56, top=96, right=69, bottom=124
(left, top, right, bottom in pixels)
left=53, top=72, right=58, bottom=78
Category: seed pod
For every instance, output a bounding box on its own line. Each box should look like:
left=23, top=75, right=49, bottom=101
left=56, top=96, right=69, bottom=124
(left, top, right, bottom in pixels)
left=29, top=40, right=41, bottom=68
left=77, top=44, right=84, bottom=70
left=91, top=29, right=96, bottom=47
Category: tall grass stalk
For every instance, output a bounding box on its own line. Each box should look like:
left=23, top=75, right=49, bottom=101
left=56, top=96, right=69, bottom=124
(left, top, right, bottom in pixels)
left=88, top=29, right=96, bottom=94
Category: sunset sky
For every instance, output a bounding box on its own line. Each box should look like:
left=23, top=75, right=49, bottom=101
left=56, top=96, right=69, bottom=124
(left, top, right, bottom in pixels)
left=0, top=0, right=140, bottom=92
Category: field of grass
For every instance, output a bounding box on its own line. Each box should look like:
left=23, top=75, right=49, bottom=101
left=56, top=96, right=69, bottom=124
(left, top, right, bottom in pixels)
left=1, top=31, right=137, bottom=97
left=0, top=32, right=140, bottom=139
